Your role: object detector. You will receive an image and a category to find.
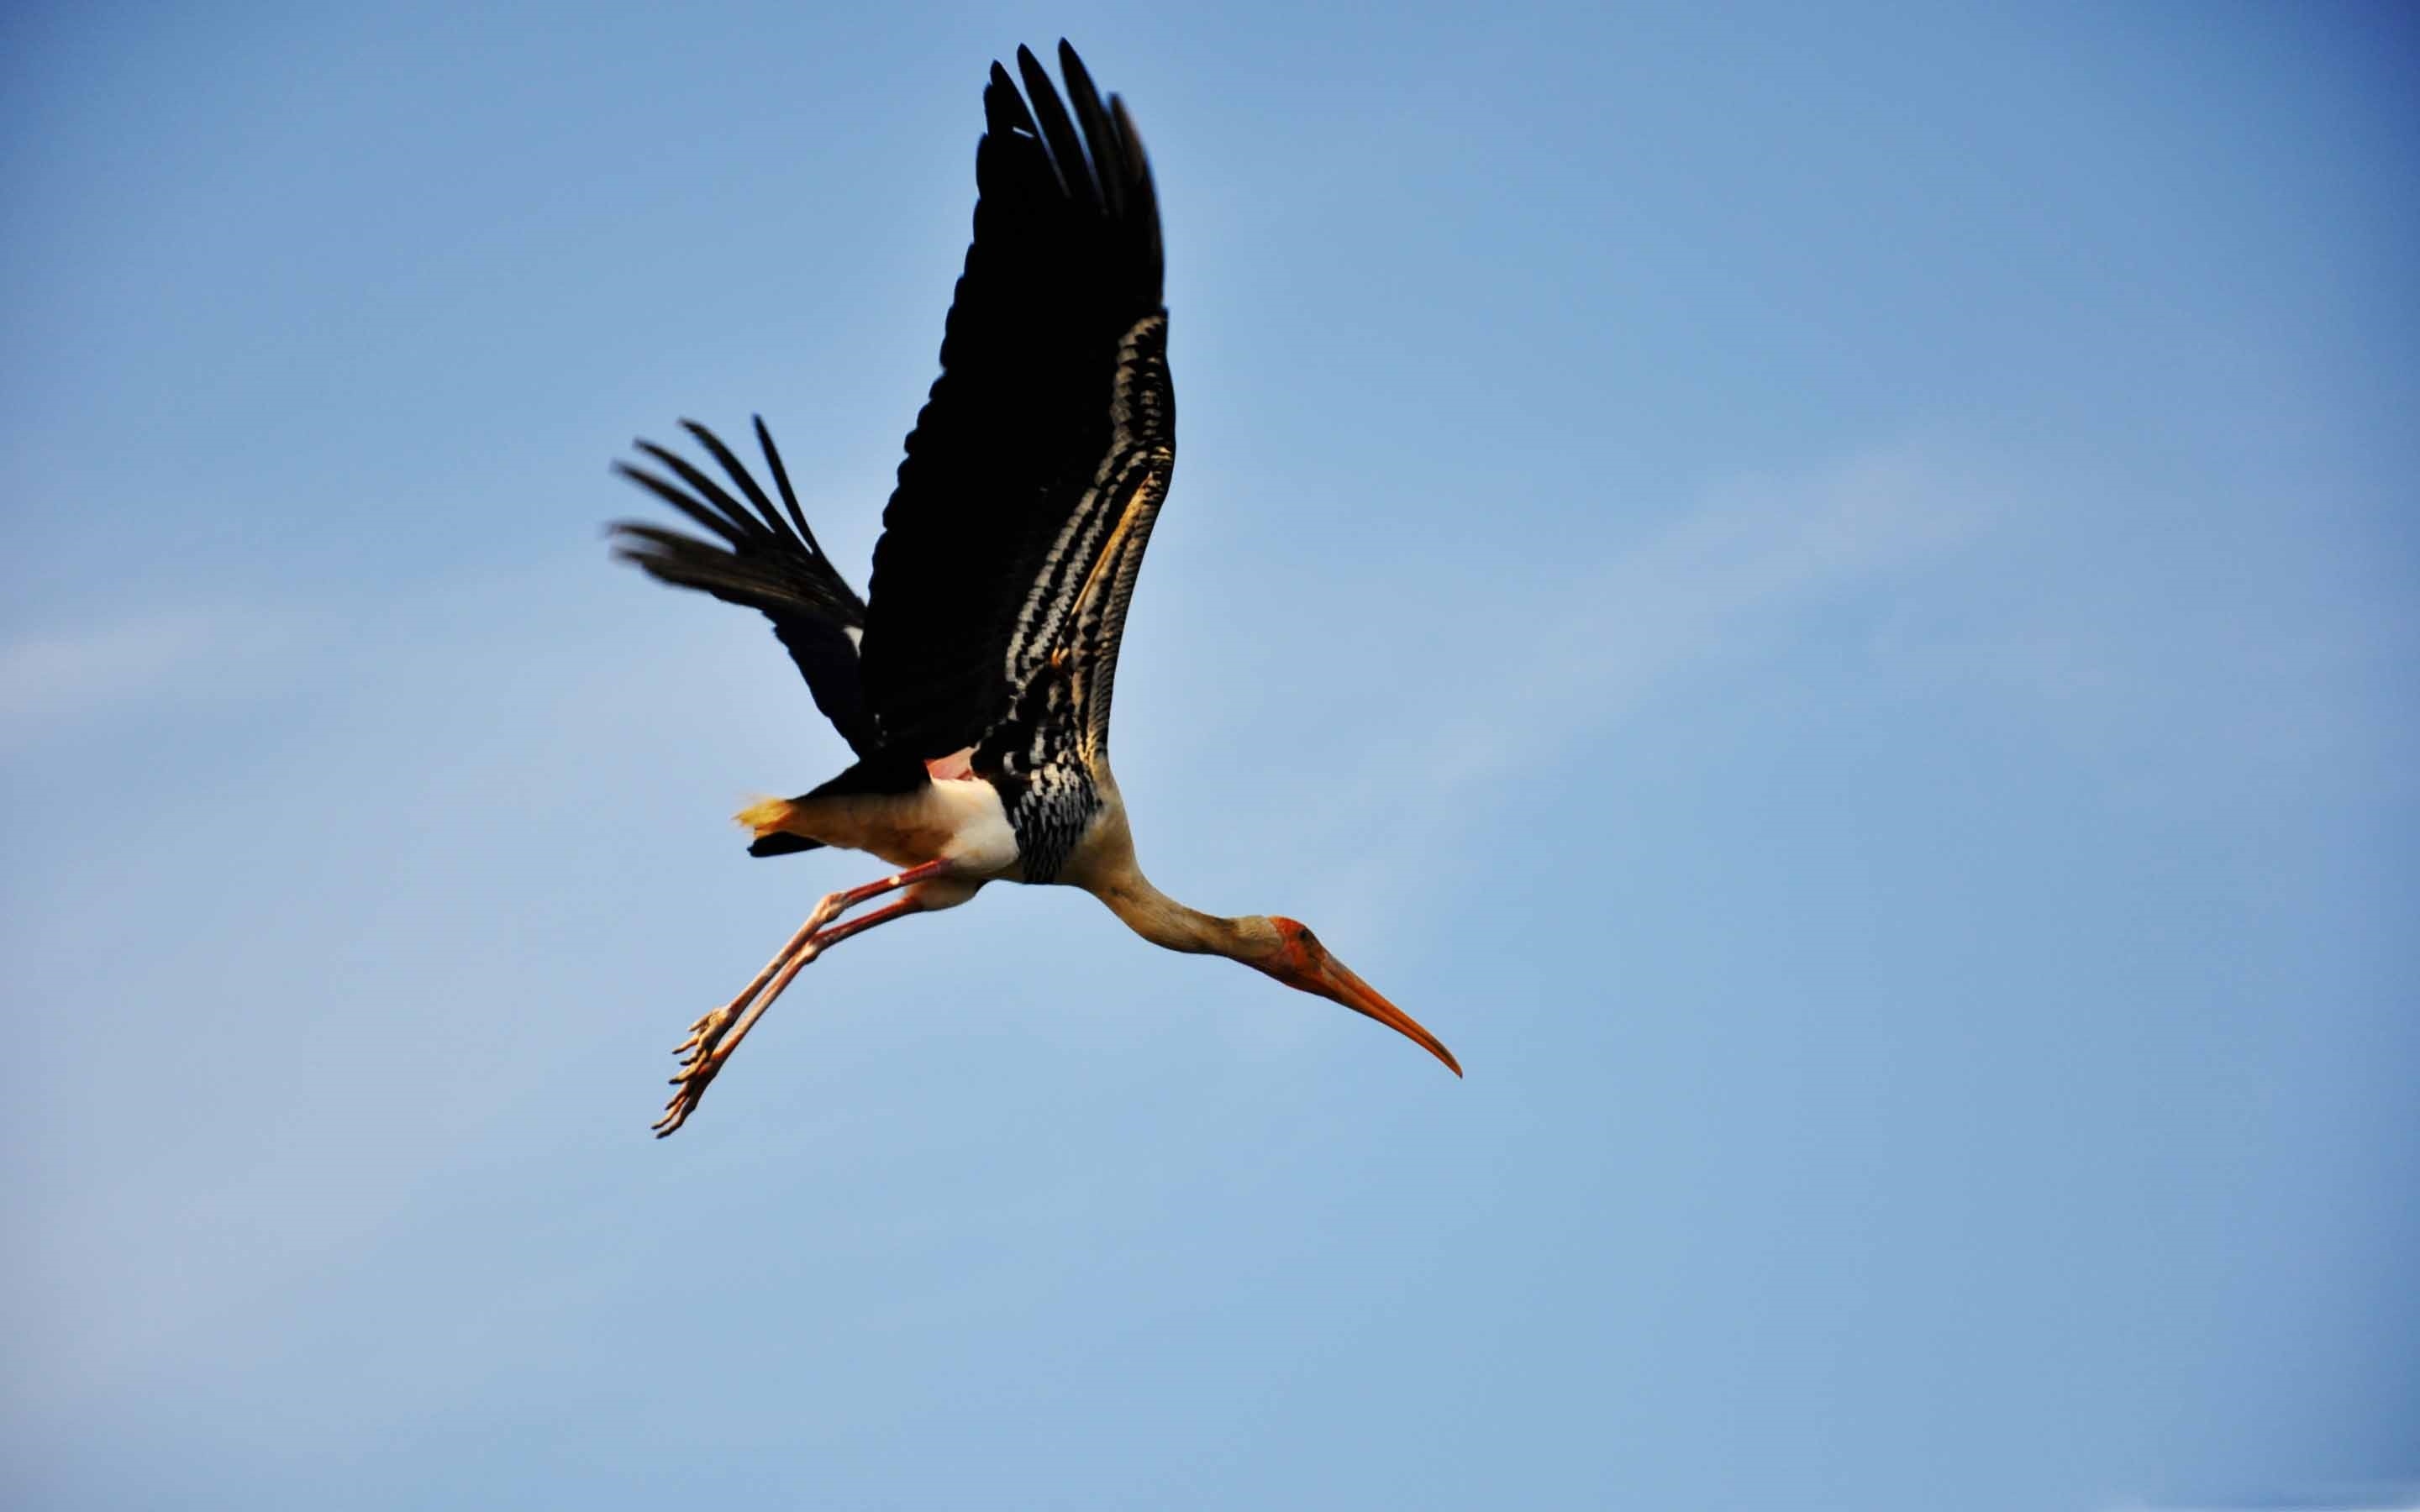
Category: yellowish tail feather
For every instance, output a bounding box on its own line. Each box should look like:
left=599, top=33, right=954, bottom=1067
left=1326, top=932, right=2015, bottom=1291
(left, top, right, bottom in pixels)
left=734, top=796, right=802, bottom=837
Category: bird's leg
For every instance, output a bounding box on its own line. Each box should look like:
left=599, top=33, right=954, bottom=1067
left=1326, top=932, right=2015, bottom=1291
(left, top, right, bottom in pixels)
left=687, top=858, right=954, bottom=1040
left=654, top=896, right=929, bottom=1137
left=654, top=860, right=950, bottom=1137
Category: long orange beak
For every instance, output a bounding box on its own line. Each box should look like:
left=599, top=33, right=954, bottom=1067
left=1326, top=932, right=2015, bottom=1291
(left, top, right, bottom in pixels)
left=1291, top=943, right=1463, bottom=1078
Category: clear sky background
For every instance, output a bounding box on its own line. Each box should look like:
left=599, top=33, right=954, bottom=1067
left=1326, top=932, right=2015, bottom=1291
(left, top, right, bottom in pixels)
left=3, top=3, right=2414, bottom=1508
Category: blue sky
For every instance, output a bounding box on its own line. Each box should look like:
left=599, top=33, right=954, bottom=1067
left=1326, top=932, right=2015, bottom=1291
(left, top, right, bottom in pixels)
left=3, top=2, right=2414, bottom=1507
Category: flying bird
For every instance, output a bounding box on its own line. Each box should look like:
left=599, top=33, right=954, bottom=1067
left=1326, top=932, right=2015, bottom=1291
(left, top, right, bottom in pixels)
left=613, top=41, right=1459, bottom=1135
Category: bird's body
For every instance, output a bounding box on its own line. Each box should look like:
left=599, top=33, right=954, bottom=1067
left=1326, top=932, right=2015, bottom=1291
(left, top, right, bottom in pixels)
left=743, top=769, right=1023, bottom=886
left=613, top=43, right=1456, bottom=1133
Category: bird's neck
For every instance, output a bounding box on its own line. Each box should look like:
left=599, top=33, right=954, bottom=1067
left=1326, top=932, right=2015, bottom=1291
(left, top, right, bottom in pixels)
left=1091, top=869, right=1260, bottom=960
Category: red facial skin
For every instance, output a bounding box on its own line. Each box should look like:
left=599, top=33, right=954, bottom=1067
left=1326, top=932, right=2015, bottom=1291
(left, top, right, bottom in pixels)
left=1260, top=916, right=1461, bottom=1076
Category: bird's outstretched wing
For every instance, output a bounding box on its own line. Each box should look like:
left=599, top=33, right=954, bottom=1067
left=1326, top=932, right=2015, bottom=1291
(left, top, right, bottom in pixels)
left=612, top=418, right=877, bottom=755
left=858, top=41, right=1173, bottom=764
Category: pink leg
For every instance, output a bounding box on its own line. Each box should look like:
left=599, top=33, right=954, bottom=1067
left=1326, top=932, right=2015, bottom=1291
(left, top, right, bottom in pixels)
left=692, top=859, right=953, bottom=1033
left=654, top=861, right=950, bottom=1137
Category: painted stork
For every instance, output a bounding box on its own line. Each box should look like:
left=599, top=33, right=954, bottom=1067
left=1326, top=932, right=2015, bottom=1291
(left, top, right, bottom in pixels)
left=612, top=41, right=1460, bottom=1136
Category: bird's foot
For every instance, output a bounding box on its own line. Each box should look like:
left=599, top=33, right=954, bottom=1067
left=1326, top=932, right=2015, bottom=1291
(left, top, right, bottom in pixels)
left=653, top=934, right=833, bottom=1137
left=655, top=1003, right=743, bottom=1137
left=646, top=868, right=946, bottom=1137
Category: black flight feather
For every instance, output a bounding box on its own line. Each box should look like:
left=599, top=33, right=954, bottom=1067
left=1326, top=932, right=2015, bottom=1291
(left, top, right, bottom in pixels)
left=855, top=41, right=1170, bottom=759
left=611, top=421, right=876, bottom=756
left=610, top=43, right=1173, bottom=815
left=681, top=420, right=793, bottom=543
left=752, top=416, right=821, bottom=554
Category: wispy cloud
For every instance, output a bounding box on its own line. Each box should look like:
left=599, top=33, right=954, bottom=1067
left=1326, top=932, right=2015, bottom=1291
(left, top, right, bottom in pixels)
left=0, top=608, right=297, bottom=745
left=1213, top=439, right=1993, bottom=947
left=1414, top=440, right=1982, bottom=793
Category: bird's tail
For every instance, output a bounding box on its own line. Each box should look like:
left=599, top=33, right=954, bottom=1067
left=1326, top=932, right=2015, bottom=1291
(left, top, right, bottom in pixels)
left=729, top=753, right=931, bottom=858
left=735, top=795, right=801, bottom=837
left=735, top=795, right=823, bottom=857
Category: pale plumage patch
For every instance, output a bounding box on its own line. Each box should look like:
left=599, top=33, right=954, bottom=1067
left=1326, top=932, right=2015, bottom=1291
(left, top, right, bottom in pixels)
left=734, top=796, right=802, bottom=837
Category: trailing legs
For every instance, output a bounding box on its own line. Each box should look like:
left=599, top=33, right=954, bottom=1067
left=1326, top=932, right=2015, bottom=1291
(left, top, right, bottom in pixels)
left=654, top=858, right=950, bottom=1137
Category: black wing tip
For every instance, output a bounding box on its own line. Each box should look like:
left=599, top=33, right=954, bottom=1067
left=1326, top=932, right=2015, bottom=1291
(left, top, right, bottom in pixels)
left=1013, top=44, right=1091, bottom=206
left=994, top=40, right=1090, bottom=86
left=608, top=423, right=869, bottom=617
left=983, top=42, right=1157, bottom=280
left=1055, top=40, right=1096, bottom=100
left=750, top=414, right=818, bottom=549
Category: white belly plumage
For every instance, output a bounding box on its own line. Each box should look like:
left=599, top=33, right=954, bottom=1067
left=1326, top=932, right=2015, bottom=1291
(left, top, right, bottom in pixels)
left=923, top=776, right=1022, bottom=883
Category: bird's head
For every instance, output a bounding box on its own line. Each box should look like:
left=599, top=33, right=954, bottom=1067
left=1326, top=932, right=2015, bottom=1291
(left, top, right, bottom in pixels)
left=1241, top=916, right=1462, bottom=1077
